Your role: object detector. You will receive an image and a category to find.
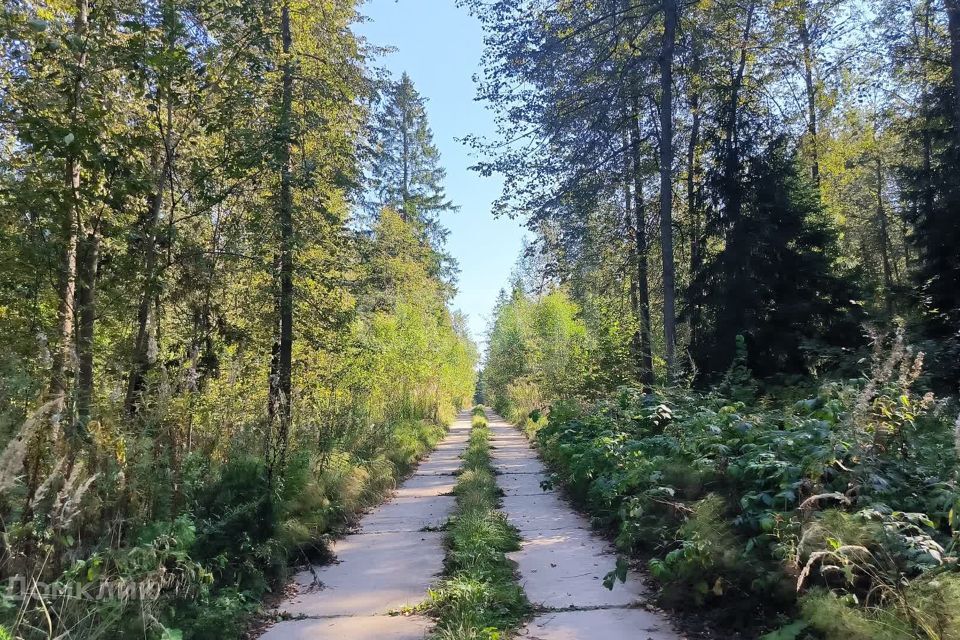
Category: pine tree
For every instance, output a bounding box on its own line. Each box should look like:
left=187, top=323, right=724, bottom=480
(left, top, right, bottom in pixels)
left=369, top=72, right=455, bottom=249
left=690, top=141, right=862, bottom=377
left=902, top=82, right=960, bottom=383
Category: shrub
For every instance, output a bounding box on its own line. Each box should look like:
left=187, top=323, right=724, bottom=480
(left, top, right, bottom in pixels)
left=533, top=337, right=960, bottom=636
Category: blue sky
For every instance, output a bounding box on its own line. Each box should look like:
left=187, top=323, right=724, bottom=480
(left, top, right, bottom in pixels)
left=357, top=0, right=526, bottom=349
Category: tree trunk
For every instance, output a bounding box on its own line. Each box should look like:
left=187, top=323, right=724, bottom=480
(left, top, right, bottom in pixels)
left=269, top=0, right=295, bottom=477
left=49, top=0, right=89, bottom=403
left=126, top=16, right=178, bottom=416
left=401, top=110, right=410, bottom=222
left=125, top=154, right=168, bottom=416
left=23, top=0, right=89, bottom=519
left=901, top=216, right=912, bottom=272
left=659, top=0, right=679, bottom=375
left=124, top=139, right=173, bottom=416
left=798, top=5, right=820, bottom=189
left=633, top=182, right=656, bottom=386
left=875, top=155, right=894, bottom=315
left=627, top=110, right=655, bottom=385
left=624, top=135, right=640, bottom=375
left=52, top=176, right=79, bottom=403
left=686, top=34, right=702, bottom=341
left=723, top=0, right=756, bottom=231
left=922, top=1, right=936, bottom=215
left=74, top=225, right=100, bottom=439
left=946, top=0, right=960, bottom=145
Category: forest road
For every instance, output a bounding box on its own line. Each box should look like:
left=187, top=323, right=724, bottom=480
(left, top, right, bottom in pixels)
left=486, top=411, right=684, bottom=640
left=258, top=412, right=472, bottom=640
left=258, top=410, right=685, bottom=639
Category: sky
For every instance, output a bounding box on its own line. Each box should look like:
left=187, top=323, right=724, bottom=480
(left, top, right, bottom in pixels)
left=356, top=0, right=526, bottom=350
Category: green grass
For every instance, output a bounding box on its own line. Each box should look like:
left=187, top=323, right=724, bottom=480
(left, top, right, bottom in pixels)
left=426, top=419, right=530, bottom=639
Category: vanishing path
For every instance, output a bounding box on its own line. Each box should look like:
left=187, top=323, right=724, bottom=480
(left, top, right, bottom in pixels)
left=261, top=411, right=682, bottom=640
left=260, top=413, right=472, bottom=640
left=487, top=412, right=682, bottom=640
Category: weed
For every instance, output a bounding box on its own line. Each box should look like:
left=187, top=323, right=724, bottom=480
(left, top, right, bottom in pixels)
left=427, top=422, right=529, bottom=638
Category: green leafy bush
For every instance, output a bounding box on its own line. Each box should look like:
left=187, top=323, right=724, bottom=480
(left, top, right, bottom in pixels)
left=534, top=339, right=959, bottom=635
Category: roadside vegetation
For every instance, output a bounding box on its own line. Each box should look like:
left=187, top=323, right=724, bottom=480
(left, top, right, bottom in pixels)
left=426, top=408, right=530, bottom=639
left=482, top=302, right=960, bottom=638
left=0, top=4, right=472, bottom=637
left=470, top=0, right=960, bottom=633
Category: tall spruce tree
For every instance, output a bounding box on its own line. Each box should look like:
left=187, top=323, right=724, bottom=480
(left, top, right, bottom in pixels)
left=690, top=141, right=862, bottom=377
left=369, top=72, right=455, bottom=249
left=902, top=83, right=960, bottom=383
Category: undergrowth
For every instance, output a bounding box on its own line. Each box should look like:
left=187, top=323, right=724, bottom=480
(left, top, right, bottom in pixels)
left=527, top=334, right=960, bottom=638
left=0, top=417, right=447, bottom=639
left=426, top=410, right=529, bottom=639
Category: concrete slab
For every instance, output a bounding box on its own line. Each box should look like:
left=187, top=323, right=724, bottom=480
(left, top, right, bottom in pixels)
left=508, top=531, right=646, bottom=608
left=433, top=440, right=469, bottom=451
left=361, top=495, right=455, bottom=533
left=262, top=413, right=471, bottom=639
left=260, top=615, right=432, bottom=639
left=417, top=448, right=464, bottom=462
left=484, top=414, right=680, bottom=638
left=281, top=531, right=445, bottom=617
left=519, top=609, right=679, bottom=640
left=424, top=447, right=467, bottom=461
left=413, top=457, right=462, bottom=476
left=500, top=494, right=591, bottom=533
left=498, top=472, right=550, bottom=496
left=490, top=456, right=548, bottom=475
left=489, top=438, right=535, bottom=447
left=394, top=474, right=457, bottom=498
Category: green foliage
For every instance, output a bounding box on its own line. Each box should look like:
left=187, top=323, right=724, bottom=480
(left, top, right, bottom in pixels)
left=716, top=335, right=759, bottom=402
left=191, top=458, right=279, bottom=591
left=648, top=494, right=746, bottom=607
left=533, top=337, right=959, bottom=634
left=0, top=3, right=475, bottom=635
left=427, top=423, right=529, bottom=638
left=900, top=83, right=960, bottom=385
left=2, top=513, right=213, bottom=639
left=0, top=415, right=450, bottom=639
left=690, top=142, right=863, bottom=378
left=368, top=72, right=456, bottom=260
left=388, top=420, right=449, bottom=475
left=484, top=287, right=590, bottom=421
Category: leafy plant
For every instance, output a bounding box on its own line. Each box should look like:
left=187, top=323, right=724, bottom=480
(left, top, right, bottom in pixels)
left=531, top=335, right=959, bottom=635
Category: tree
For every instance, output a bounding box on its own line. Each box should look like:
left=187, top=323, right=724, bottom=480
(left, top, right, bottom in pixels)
left=946, top=0, right=960, bottom=143
left=690, top=142, right=861, bottom=377
left=658, top=0, right=679, bottom=375
left=369, top=72, right=455, bottom=249
left=461, top=0, right=663, bottom=381
left=879, top=0, right=960, bottom=383
left=484, top=285, right=590, bottom=417
left=0, top=1, right=478, bottom=634
left=902, top=82, right=960, bottom=381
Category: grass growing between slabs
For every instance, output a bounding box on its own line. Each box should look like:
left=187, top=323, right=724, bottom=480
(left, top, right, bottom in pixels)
left=426, top=409, right=530, bottom=639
